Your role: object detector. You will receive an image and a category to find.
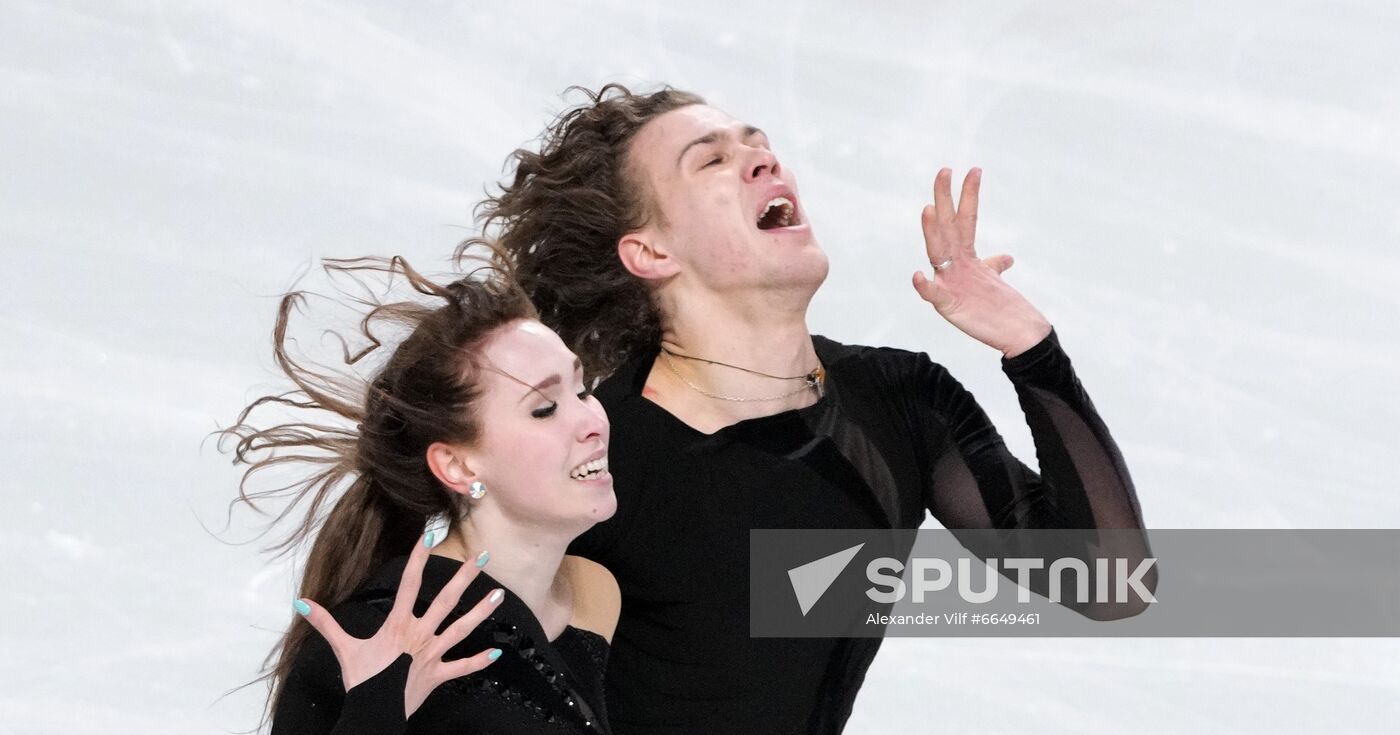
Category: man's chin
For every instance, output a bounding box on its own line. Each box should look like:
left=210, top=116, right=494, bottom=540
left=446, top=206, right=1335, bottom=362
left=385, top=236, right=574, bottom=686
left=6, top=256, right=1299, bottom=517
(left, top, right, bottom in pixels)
left=806, top=250, right=831, bottom=292
left=763, top=248, right=829, bottom=300
left=799, top=241, right=830, bottom=285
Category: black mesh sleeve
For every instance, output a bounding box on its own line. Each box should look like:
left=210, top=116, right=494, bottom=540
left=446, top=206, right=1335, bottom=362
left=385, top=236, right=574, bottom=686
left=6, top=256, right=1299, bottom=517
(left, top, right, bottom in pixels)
left=911, top=328, right=1153, bottom=618
left=917, top=328, right=1145, bottom=531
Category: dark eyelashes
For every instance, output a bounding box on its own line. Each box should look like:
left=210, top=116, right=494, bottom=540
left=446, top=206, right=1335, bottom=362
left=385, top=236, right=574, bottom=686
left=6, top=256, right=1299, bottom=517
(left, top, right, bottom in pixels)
left=530, top=388, right=593, bottom=419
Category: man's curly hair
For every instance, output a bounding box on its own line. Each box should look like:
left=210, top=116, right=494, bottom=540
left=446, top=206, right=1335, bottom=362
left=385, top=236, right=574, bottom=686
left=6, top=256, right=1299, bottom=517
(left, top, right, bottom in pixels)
left=459, top=84, right=706, bottom=382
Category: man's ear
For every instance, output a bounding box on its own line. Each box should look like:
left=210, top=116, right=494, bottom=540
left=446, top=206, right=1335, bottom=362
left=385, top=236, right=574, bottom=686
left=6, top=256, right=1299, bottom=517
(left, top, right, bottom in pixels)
left=618, top=227, right=680, bottom=281
left=426, top=441, right=477, bottom=498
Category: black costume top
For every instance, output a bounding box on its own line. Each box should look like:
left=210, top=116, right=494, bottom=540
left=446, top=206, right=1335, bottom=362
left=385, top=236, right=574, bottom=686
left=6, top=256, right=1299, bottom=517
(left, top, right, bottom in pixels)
left=567, top=329, right=1145, bottom=734
left=271, top=555, right=612, bottom=735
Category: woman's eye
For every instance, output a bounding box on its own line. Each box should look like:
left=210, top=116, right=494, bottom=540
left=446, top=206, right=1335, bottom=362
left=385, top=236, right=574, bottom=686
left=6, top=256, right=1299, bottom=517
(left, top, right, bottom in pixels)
left=577, top=387, right=593, bottom=401
left=703, top=156, right=722, bottom=169
left=531, top=402, right=559, bottom=419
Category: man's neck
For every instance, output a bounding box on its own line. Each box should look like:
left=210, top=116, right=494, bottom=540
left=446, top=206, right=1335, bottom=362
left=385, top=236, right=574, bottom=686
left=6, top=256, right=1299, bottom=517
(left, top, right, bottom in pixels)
left=645, top=298, right=822, bottom=433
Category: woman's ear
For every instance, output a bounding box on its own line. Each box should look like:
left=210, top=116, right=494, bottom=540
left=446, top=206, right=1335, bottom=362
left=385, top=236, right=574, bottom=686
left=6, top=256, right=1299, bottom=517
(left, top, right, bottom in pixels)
left=618, top=228, right=680, bottom=281
left=426, top=441, right=476, bottom=497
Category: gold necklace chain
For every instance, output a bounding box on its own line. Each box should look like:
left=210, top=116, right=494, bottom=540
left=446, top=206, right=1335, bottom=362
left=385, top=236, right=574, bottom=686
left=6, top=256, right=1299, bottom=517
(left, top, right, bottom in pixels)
left=660, top=350, right=825, bottom=402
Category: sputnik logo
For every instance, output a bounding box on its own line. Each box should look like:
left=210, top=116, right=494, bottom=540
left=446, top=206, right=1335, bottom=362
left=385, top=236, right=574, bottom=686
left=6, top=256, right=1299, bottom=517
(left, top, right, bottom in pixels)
left=787, top=543, right=864, bottom=616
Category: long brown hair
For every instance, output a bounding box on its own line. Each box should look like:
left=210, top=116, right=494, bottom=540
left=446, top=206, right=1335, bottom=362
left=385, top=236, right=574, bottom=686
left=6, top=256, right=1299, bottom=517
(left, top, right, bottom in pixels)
left=461, top=83, right=706, bottom=382
left=219, top=254, right=536, bottom=723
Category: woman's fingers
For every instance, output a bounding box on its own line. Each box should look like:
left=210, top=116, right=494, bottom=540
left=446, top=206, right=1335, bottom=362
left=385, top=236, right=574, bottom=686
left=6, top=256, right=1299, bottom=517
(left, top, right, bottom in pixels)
left=434, top=647, right=503, bottom=685
left=389, top=534, right=434, bottom=620
left=430, top=587, right=505, bottom=659
left=420, top=556, right=481, bottom=633
left=296, top=598, right=352, bottom=658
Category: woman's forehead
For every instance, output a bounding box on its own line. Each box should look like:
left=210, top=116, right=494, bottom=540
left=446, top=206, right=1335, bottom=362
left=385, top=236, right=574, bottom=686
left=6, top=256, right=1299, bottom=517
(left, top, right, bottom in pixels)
left=479, top=320, right=575, bottom=384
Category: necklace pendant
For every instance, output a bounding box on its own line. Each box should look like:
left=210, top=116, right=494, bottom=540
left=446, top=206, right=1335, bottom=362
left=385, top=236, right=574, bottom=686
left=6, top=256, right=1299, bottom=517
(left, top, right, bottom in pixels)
left=808, top=367, right=825, bottom=399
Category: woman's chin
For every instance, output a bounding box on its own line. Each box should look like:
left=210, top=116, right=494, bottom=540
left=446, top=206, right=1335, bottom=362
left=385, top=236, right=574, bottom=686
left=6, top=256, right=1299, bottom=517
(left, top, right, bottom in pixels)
left=584, top=483, right=618, bottom=523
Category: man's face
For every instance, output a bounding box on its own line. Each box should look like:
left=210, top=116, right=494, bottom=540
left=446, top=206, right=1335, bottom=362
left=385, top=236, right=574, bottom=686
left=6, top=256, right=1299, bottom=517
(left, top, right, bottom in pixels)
left=625, top=104, right=829, bottom=297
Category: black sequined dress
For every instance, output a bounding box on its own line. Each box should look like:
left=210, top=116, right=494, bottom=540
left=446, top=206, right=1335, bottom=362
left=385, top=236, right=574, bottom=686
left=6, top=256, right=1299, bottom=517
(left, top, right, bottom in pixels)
left=271, top=555, right=611, bottom=735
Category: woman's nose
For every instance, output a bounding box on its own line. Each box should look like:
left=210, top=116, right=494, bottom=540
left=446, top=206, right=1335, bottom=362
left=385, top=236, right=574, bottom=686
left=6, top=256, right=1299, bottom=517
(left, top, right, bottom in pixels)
left=578, top=397, right=609, bottom=442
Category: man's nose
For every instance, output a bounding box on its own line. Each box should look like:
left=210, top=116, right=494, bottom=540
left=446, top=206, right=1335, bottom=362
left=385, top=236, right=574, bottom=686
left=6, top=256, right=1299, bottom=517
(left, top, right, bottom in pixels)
left=744, top=148, right=781, bottom=181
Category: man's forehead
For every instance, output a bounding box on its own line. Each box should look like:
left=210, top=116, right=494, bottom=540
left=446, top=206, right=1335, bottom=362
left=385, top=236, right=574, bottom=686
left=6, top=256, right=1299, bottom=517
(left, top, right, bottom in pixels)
left=643, top=104, right=746, bottom=147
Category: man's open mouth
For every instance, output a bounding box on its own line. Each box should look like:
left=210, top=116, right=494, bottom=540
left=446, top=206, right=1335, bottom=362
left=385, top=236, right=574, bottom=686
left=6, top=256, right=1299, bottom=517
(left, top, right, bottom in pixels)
left=757, top=196, right=798, bottom=230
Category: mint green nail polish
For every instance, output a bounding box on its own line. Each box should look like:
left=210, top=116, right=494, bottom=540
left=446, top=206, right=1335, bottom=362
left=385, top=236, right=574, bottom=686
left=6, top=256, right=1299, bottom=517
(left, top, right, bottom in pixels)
left=293, top=599, right=311, bottom=617
left=475, top=550, right=490, bottom=568
left=424, top=531, right=435, bottom=549
left=488, top=648, right=502, bottom=661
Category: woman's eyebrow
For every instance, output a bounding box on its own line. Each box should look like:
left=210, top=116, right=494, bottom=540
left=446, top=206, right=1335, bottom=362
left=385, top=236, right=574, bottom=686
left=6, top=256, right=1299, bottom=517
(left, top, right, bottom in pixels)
left=520, top=373, right=562, bottom=402
left=516, top=358, right=582, bottom=402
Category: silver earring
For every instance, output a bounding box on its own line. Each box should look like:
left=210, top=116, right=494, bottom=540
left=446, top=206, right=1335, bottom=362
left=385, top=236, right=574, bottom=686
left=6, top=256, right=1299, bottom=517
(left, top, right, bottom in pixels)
left=468, top=481, right=487, bottom=500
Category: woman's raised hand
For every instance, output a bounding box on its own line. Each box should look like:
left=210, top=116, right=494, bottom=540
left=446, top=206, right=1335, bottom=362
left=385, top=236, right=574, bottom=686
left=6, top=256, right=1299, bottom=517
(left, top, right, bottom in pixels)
left=294, top=534, right=505, bottom=718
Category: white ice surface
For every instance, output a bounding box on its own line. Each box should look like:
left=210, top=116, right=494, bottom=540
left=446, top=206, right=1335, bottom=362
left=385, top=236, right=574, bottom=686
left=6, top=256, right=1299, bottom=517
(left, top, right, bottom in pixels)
left=2, top=1, right=1398, bottom=733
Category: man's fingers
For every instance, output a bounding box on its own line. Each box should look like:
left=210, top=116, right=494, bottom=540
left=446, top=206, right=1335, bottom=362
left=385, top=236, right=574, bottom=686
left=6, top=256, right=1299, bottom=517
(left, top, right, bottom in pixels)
left=421, top=558, right=481, bottom=633
left=927, top=168, right=981, bottom=256
left=911, top=271, right=940, bottom=304
left=932, top=168, right=955, bottom=224
left=958, top=168, right=981, bottom=217
left=921, top=205, right=955, bottom=264
left=983, top=253, right=1013, bottom=274
left=391, top=534, right=434, bottom=620
left=431, top=587, right=506, bottom=659
left=434, top=647, right=503, bottom=684
left=296, top=598, right=351, bottom=657
left=920, top=204, right=936, bottom=239
left=958, top=168, right=981, bottom=245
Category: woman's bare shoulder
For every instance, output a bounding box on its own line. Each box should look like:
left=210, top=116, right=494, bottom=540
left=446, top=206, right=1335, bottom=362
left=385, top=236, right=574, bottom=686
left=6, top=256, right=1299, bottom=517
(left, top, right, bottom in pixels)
left=563, top=555, right=621, bottom=643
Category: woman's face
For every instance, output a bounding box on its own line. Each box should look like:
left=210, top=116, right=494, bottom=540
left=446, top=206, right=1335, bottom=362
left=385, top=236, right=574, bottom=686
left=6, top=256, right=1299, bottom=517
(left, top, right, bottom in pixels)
left=463, top=319, right=616, bottom=533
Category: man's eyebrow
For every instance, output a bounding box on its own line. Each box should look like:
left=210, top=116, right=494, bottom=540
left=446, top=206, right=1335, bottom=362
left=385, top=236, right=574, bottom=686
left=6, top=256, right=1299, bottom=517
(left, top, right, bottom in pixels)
left=675, top=126, right=765, bottom=168
left=676, top=132, right=719, bottom=167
